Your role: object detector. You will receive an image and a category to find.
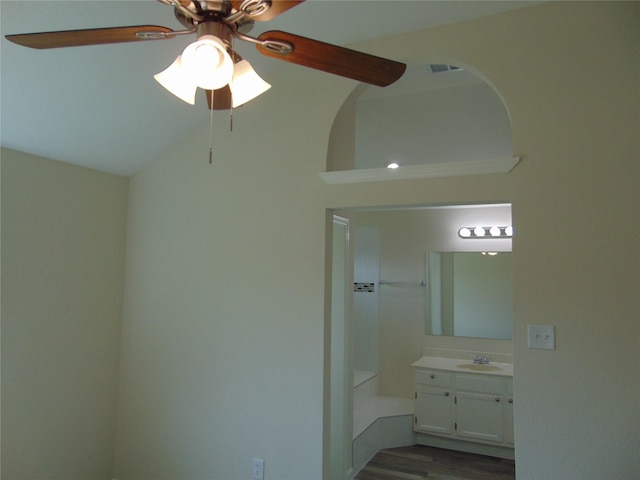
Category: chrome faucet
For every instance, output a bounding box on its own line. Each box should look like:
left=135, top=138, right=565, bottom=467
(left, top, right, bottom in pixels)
left=473, top=355, right=491, bottom=365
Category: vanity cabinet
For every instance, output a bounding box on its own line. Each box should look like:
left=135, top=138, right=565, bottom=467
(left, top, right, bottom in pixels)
left=414, top=368, right=513, bottom=449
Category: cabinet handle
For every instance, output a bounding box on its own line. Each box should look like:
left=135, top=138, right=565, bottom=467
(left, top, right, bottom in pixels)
left=508, top=398, right=513, bottom=404
left=430, top=374, right=435, bottom=379
left=444, top=392, right=450, bottom=396
left=495, top=397, right=501, bottom=402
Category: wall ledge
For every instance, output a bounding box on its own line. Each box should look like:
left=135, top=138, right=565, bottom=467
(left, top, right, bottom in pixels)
left=319, top=157, right=520, bottom=184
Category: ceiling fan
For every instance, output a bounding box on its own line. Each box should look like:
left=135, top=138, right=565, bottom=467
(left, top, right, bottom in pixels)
left=5, top=0, right=407, bottom=110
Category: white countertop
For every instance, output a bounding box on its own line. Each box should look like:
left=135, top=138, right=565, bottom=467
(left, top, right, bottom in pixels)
left=411, top=356, right=513, bottom=377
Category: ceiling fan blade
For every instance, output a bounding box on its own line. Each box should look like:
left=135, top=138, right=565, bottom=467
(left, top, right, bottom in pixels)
left=205, top=86, right=233, bottom=110
left=5, top=25, right=176, bottom=49
left=231, top=0, right=305, bottom=22
left=256, top=31, right=406, bottom=87
left=156, top=0, right=191, bottom=6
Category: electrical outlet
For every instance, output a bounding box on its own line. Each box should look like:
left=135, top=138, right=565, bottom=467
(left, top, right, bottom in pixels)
left=527, top=324, right=555, bottom=350
left=252, top=458, right=264, bottom=480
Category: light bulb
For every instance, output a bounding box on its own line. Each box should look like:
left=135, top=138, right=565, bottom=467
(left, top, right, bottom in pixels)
left=181, top=35, right=233, bottom=90
left=474, top=226, right=486, bottom=237
left=489, top=226, right=501, bottom=237
left=459, top=228, right=471, bottom=238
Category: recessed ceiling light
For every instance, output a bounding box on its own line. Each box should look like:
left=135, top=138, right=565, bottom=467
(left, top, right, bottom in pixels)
left=387, top=162, right=399, bottom=169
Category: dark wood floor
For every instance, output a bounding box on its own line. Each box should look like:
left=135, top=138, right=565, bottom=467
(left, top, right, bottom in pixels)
left=354, top=445, right=515, bottom=480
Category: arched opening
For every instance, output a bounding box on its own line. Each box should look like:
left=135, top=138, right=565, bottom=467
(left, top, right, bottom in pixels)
left=324, top=62, right=517, bottom=183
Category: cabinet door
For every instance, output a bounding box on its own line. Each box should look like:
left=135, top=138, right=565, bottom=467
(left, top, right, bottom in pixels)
left=456, top=391, right=503, bottom=443
left=415, top=386, right=454, bottom=435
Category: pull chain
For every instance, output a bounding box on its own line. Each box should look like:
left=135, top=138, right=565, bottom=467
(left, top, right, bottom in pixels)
left=209, top=89, right=214, bottom=164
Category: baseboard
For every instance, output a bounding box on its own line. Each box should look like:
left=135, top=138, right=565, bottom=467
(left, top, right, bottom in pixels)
left=416, top=433, right=515, bottom=460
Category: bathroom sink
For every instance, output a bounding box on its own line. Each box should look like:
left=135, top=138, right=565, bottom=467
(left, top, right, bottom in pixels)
left=455, top=363, right=503, bottom=372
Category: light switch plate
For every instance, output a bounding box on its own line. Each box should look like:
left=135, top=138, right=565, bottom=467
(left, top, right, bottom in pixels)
left=252, top=458, right=264, bottom=480
left=527, top=324, right=555, bottom=350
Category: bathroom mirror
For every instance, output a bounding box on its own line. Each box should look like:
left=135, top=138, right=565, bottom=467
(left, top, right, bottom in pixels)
left=426, top=251, right=513, bottom=340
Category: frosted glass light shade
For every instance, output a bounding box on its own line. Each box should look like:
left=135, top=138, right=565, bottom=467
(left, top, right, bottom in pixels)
left=154, top=55, right=198, bottom=105
left=181, top=35, right=233, bottom=90
left=229, top=60, right=271, bottom=108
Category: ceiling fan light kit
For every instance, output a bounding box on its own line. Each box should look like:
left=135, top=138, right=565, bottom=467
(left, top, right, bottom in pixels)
left=153, top=32, right=236, bottom=104
left=154, top=18, right=272, bottom=106
left=5, top=0, right=407, bottom=110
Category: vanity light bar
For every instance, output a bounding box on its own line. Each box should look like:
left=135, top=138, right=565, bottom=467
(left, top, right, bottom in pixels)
left=458, top=226, right=513, bottom=239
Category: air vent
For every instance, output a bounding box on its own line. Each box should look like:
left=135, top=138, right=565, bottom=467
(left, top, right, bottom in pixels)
left=429, top=64, right=462, bottom=73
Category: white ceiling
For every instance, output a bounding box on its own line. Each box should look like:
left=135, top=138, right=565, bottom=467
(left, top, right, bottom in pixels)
left=1, top=0, right=540, bottom=176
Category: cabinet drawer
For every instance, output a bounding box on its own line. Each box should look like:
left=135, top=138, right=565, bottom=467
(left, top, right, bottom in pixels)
left=456, top=374, right=502, bottom=394
left=416, top=369, right=451, bottom=387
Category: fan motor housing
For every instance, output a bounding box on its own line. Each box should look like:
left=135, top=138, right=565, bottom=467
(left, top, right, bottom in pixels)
left=174, top=3, right=254, bottom=36
left=196, top=18, right=234, bottom=45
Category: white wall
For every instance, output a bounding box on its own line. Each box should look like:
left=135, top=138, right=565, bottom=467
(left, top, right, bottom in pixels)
left=113, top=63, right=341, bottom=479
left=112, top=2, right=638, bottom=480
left=1, top=148, right=128, bottom=479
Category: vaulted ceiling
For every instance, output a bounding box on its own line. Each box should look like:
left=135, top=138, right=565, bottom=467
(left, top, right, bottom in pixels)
left=1, top=1, right=541, bottom=176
